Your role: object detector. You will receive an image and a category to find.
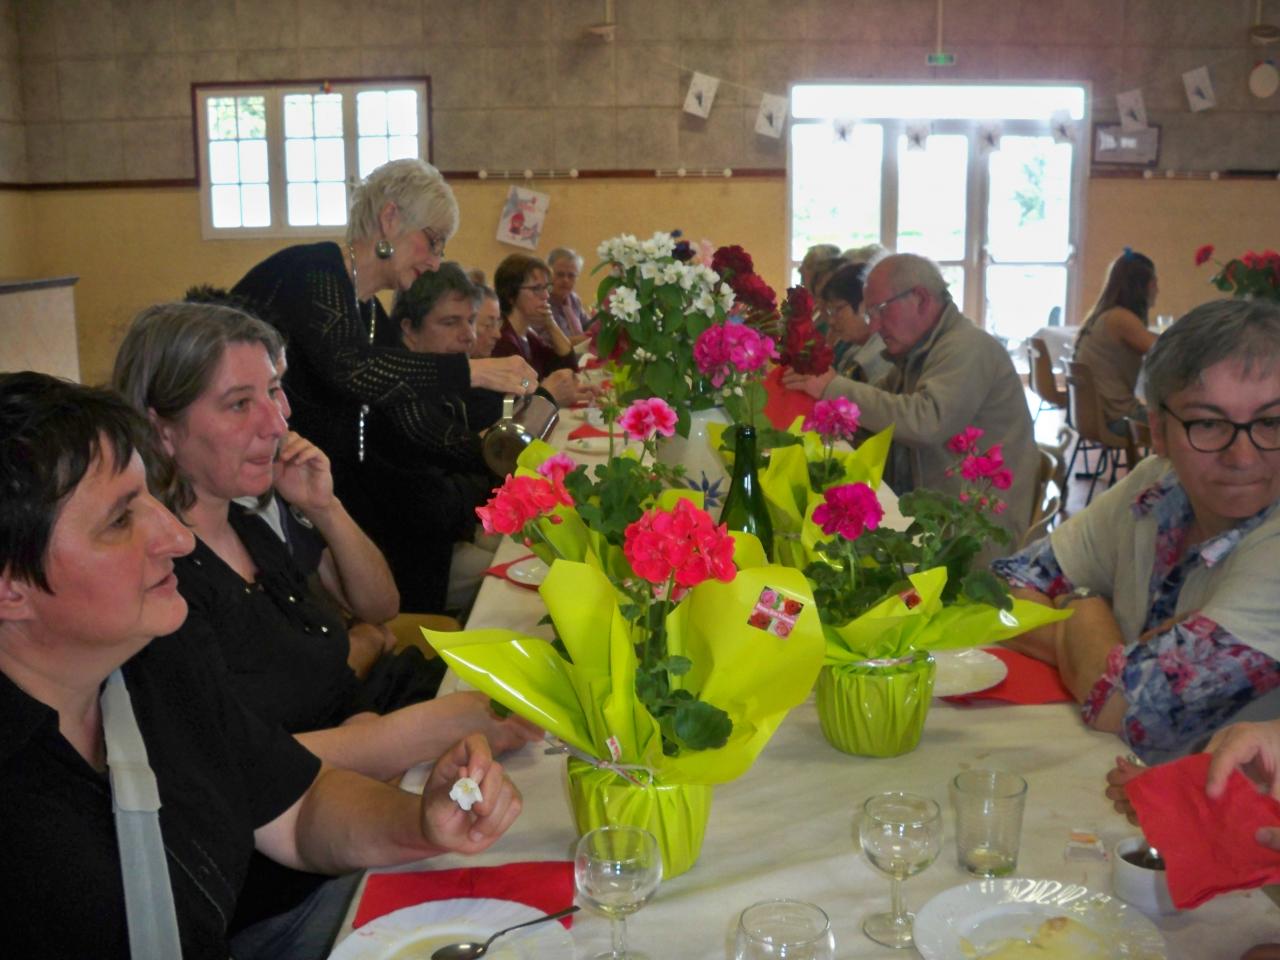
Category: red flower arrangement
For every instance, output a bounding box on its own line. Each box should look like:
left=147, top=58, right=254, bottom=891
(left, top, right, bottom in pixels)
left=712, top=244, right=778, bottom=314
left=778, top=286, right=834, bottom=376
left=476, top=474, right=573, bottom=539
left=623, top=497, right=737, bottom=589
left=1195, top=244, right=1280, bottom=303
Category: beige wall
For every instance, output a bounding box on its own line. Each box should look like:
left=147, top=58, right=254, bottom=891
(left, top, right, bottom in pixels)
left=7, top=0, right=1278, bottom=182
left=0, top=188, right=31, bottom=276
left=13, top=175, right=1278, bottom=385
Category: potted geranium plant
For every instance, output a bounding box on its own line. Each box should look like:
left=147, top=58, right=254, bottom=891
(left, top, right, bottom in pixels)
left=1196, top=244, right=1280, bottom=303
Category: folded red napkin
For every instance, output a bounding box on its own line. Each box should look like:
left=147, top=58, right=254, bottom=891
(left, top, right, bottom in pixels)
left=353, top=861, right=576, bottom=929
left=762, top=365, right=816, bottom=431
left=567, top=423, right=610, bottom=440
left=483, top=553, right=540, bottom=590
left=943, top=646, right=1074, bottom=706
left=1125, top=752, right=1280, bottom=909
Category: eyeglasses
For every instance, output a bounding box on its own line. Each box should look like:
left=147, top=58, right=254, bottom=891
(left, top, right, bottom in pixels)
left=421, top=227, right=446, bottom=258
left=520, top=283, right=553, bottom=294
left=1159, top=403, right=1280, bottom=452
left=866, top=288, right=915, bottom=320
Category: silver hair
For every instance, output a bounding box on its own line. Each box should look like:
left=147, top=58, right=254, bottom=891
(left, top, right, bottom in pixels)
left=1140, top=298, right=1280, bottom=410
left=345, top=158, right=460, bottom=245
left=547, top=247, right=583, bottom=271
left=801, top=243, right=841, bottom=271
left=871, top=253, right=950, bottom=302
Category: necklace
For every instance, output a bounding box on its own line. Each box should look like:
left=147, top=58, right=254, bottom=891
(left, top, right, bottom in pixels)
left=347, top=243, right=375, bottom=462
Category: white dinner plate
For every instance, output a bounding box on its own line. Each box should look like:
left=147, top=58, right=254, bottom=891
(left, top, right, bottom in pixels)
left=328, top=897, right=574, bottom=960
left=932, top=647, right=1008, bottom=698
left=914, top=878, right=1166, bottom=959
left=567, top=435, right=616, bottom=455
left=506, top=556, right=549, bottom=586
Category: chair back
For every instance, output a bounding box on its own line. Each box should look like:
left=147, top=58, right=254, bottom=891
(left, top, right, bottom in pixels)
left=1028, top=337, right=1067, bottom=408
left=1065, top=360, right=1125, bottom=449
left=1022, top=448, right=1061, bottom=547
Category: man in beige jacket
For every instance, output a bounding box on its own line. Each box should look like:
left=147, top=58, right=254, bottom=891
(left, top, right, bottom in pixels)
left=783, top=253, right=1038, bottom=549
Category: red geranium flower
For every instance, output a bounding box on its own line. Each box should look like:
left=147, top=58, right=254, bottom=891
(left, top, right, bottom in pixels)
left=712, top=244, right=754, bottom=279
left=476, top=474, right=573, bottom=536
left=623, top=498, right=737, bottom=588
left=732, top=272, right=778, bottom=312
left=1194, top=244, right=1214, bottom=267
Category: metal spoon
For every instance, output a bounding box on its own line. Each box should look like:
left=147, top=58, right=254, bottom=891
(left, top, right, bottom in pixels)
left=430, top=905, right=579, bottom=960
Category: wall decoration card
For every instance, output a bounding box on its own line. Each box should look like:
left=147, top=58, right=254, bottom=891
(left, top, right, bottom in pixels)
left=1182, top=66, right=1216, bottom=112
left=755, top=94, right=788, bottom=138
left=1116, top=88, right=1148, bottom=132
left=683, top=72, right=720, bottom=119
left=496, top=186, right=550, bottom=250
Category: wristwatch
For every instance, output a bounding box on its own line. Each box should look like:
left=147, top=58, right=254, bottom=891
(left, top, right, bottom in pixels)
left=1054, top=586, right=1099, bottom=609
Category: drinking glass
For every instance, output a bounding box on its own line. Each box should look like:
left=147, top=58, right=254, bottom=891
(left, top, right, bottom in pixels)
left=858, top=791, right=942, bottom=949
left=574, top=825, right=663, bottom=960
left=951, top=769, right=1028, bottom=877
left=734, top=899, right=836, bottom=960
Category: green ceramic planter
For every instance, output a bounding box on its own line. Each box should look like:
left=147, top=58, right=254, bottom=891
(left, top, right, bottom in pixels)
left=566, top=758, right=713, bottom=879
left=815, top=651, right=936, bottom=757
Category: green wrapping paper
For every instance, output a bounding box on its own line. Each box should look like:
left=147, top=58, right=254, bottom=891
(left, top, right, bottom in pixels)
left=815, top=653, right=936, bottom=757
left=426, top=560, right=824, bottom=787
left=565, top=758, right=713, bottom=879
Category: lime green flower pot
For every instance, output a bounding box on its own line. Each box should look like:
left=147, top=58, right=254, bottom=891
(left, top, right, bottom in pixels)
left=815, top=651, right=936, bottom=758
left=566, top=758, right=713, bottom=879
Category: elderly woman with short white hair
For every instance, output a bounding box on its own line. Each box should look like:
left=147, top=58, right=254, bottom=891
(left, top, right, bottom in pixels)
left=547, top=246, right=592, bottom=343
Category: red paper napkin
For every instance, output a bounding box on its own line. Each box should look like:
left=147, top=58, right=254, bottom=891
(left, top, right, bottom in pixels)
left=353, top=861, right=576, bottom=929
left=762, top=365, right=816, bottom=431
left=943, top=646, right=1074, bottom=706
left=483, top=553, right=540, bottom=590
left=567, top=423, right=610, bottom=440
left=1125, top=752, right=1280, bottom=909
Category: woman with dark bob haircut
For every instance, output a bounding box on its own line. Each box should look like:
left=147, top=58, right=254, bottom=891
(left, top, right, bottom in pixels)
left=491, top=252, right=580, bottom=380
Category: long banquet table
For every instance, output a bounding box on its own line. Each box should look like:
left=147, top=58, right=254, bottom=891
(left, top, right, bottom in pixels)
left=335, top=421, right=1279, bottom=959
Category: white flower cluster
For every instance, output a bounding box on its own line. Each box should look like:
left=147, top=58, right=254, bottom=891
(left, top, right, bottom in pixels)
left=595, top=230, right=735, bottom=322
left=610, top=285, right=641, bottom=321
left=596, top=231, right=677, bottom=269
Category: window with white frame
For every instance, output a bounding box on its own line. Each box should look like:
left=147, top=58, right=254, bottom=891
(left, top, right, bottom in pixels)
left=196, top=80, right=430, bottom=238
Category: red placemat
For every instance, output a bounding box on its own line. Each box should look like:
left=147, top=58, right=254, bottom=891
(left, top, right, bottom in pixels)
left=567, top=423, right=610, bottom=440
left=354, top=861, right=576, bottom=929
left=943, top=646, right=1074, bottom=706
left=762, top=365, right=816, bottom=431
left=483, top=553, right=541, bottom=590
left=1126, top=752, right=1280, bottom=909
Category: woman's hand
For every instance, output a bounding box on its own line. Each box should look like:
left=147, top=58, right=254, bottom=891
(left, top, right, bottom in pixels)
left=273, top=432, right=336, bottom=514
left=780, top=366, right=836, bottom=398
left=541, top=369, right=594, bottom=408
left=471, top=356, right=538, bottom=395
left=421, top=734, right=522, bottom=853
left=1104, top=754, right=1145, bottom=824
left=1206, top=721, right=1280, bottom=803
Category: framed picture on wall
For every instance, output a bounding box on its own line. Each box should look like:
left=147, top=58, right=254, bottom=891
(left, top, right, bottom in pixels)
left=1091, top=123, right=1161, bottom=166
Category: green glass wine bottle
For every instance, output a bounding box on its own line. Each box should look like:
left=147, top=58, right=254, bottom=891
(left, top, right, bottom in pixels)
left=719, top=424, right=773, bottom=559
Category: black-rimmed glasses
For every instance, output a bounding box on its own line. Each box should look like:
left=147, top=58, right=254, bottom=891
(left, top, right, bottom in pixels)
left=1159, top=403, right=1280, bottom=452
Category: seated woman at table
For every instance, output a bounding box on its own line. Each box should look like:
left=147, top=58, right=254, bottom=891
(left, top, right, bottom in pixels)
left=994, top=298, right=1280, bottom=763
left=818, top=261, right=892, bottom=387
left=491, top=253, right=581, bottom=380
left=0, top=372, right=523, bottom=960
left=471, top=282, right=503, bottom=359
left=1072, top=248, right=1159, bottom=436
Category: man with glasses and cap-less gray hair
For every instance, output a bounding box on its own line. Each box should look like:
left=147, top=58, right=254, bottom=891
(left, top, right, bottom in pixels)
left=782, top=252, right=1040, bottom=547
left=994, top=298, right=1280, bottom=764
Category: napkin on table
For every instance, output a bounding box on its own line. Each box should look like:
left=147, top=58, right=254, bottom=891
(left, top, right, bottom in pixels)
left=353, top=861, right=576, bottom=928
left=943, top=646, right=1074, bottom=706
left=483, top=553, right=540, bottom=590
left=1125, top=751, right=1280, bottom=909
left=762, top=366, right=816, bottom=431
left=567, top=423, right=610, bottom=440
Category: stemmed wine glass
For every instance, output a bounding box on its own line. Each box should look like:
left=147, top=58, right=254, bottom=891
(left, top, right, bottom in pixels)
left=858, top=791, right=942, bottom=949
left=574, top=825, right=663, bottom=960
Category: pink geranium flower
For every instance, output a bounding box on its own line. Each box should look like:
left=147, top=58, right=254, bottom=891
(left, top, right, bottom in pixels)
left=804, top=396, right=861, bottom=441
left=618, top=397, right=678, bottom=441
left=623, top=498, right=737, bottom=587
left=476, top=474, right=573, bottom=536
left=694, top=323, right=778, bottom=388
left=812, top=482, right=884, bottom=541
left=946, top=426, right=984, bottom=455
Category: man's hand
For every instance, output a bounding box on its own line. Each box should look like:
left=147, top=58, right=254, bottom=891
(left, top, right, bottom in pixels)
left=1104, top=754, right=1144, bottom=824
left=273, top=432, right=336, bottom=514
left=780, top=366, right=836, bottom=399
left=422, top=734, right=522, bottom=854
left=471, top=356, right=538, bottom=395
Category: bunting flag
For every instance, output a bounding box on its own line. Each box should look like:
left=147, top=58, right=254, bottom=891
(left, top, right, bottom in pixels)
left=1182, top=66, right=1216, bottom=112
left=905, top=121, right=932, bottom=151
left=1050, top=109, right=1076, bottom=144
left=683, top=72, right=720, bottom=119
left=1116, top=88, right=1149, bottom=132
left=755, top=93, right=788, bottom=138
left=977, top=121, right=1002, bottom=153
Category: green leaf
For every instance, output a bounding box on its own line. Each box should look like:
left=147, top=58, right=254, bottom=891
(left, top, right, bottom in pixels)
left=671, top=699, right=733, bottom=751
left=961, top=569, right=1013, bottom=611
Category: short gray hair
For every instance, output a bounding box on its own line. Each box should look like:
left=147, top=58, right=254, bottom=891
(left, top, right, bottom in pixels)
left=112, top=301, right=283, bottom=516
left=1141, top=298, right=1280, bottom=411
left=547, top=247, right=582, bottom=271
left=871, top=253, right=949, bottom=302
left=346, top=158, right=460, bottom=245
left=801, top=243, right=841, bottom=272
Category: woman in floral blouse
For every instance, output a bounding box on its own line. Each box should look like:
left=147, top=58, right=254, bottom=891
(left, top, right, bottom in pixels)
left=994, top=298, right=1280, bottom=762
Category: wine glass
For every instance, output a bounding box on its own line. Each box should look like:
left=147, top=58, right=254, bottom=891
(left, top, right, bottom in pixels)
left=734, top=899, right=836, bottom=960
left=858, top=791, right=942, bottom=949
left=574, top=825, right=663, bottom=960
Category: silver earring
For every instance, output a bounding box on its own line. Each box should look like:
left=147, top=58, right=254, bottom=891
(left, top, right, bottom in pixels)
left=375, top=238, right=394, bottom=259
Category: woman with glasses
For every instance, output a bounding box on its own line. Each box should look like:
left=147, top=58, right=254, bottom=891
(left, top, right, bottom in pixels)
left=491, top=253, right=579, bottom=380
left=1072, top=248, right=1160, bottom=436
left=994, top=298, right=1280, bottom=764
left=819, top=261, right=892, bottom=386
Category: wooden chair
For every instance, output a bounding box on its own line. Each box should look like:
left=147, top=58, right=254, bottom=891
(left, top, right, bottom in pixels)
left=1021, top=448, right=1062, bottom=547
left=1026, top=337, right=1068, bottom=422
left=1064, top=360, right=1136, bottom=505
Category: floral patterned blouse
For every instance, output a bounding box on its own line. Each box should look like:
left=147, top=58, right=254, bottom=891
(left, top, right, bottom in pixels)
left=993, top=469, right=1280, bottom=761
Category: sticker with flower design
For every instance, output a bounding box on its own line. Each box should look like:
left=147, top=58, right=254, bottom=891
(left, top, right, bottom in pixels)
left=899, top=587, right=922, bottom=610
left=747, top=586, right=806, bottom=638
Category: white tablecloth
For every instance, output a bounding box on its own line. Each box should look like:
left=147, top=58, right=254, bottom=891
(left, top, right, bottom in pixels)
left=333, top=419, right=1278, bottom=959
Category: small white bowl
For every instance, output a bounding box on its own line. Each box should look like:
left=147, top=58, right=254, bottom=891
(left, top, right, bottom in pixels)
left=1112, top=836, right=1177, bottom=915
